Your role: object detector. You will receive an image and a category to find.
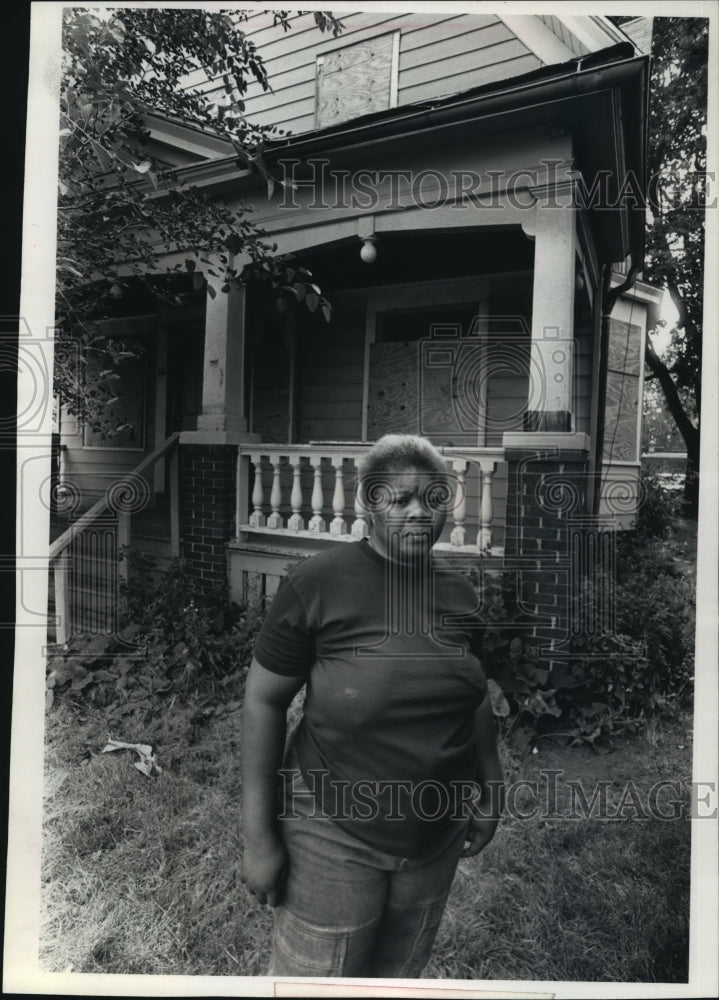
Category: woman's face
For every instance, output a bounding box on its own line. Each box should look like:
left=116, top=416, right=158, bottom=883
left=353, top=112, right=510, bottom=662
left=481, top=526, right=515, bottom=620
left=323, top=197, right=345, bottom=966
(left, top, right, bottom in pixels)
left=366, top=466, right=448, bottom=563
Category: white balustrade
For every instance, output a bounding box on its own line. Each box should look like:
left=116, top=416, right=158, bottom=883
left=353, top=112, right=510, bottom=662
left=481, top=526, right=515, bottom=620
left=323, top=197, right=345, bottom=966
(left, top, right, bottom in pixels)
left=267, top=457, right=283, bottom=529
left=330, top=458, right=348, bottom=536
left=287, top=456, right=305, bottom=531
left=477, top=460, right=495, bottom=555
left=238, top=444, right=503, bottom=556
left=450, top=460, right=467, bottom=547
left=249, top=454, right=266, bottom=527
left=308, top=457, right=326, bottom=533
left=351, top=489, right=369, bottom=539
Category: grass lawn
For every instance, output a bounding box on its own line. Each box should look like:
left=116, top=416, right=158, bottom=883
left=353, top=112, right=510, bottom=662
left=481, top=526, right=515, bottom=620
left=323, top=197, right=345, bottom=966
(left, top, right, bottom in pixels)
left=41, top=694, right=692, bottom=982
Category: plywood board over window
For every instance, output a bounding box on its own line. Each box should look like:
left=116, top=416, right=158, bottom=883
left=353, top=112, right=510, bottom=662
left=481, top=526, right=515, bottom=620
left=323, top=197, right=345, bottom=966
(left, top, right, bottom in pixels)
left=316, top=32, right=398, bottom=129
left=603, top=319, right=643, bottom=463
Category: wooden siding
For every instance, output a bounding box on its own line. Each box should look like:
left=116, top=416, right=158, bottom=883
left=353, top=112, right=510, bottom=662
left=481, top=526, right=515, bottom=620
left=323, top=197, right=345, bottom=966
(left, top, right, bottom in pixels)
left=618, top=17, right=653, bottom=56
left=183, top=12, right=540, bottom=136
left=297, top=304, right=365, bottom=443
left=59, top=316, right=158, bottom=508
left=250, top=313, right=292, bottom=444
left=537, top=14, right=589, bottom=57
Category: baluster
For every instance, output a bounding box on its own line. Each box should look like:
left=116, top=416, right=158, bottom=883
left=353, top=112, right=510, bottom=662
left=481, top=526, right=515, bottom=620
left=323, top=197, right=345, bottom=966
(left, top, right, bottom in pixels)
left=249, top=455, right=266, bottom=527
left=267, top=456, right=284, bottom=529
left=170, top=445, right=180, bottom=555
left=54, top=556, right=70, bottom=646
left=351, top=478, right=369, bottom=539
left=477, top=461, right=495, bottom=555
left=450, top=459, right=467, bottom=547
left=117, top=512, right=131, bottom=585
left=330, top=458, right=348, bottom=536
left=287, top=456, right=305, bottom=531
left=308, top=457, right=326, bottom=533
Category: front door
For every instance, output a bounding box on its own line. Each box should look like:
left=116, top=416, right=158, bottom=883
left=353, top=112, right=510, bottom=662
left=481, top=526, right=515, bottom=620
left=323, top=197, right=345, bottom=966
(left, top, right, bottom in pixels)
left=367, top=302, right=483, bottom=446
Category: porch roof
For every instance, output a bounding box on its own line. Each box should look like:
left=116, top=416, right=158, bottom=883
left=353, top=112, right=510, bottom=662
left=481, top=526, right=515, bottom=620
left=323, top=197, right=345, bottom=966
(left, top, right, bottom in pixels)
left=160, top=42, right=648, bottom=269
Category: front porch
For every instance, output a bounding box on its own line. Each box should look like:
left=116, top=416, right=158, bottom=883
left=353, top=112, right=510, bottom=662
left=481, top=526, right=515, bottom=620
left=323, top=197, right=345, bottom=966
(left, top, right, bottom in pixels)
left=229, top=441, right=506, bottom=604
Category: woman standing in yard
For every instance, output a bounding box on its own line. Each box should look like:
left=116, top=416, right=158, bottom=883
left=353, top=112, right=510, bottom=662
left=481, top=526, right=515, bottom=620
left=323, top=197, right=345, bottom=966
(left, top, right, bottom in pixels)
left=241, top=434, right=504, bottom=978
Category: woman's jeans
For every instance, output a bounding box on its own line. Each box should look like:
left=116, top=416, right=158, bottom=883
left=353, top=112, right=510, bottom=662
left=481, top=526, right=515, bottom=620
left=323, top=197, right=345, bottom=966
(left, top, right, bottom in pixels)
left=269, top=750, right=469, bottom=978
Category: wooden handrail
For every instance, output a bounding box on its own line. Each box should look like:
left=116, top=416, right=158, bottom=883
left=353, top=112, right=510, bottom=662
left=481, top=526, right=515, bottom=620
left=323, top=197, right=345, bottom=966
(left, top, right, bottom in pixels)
left=49, top=432, right=181, bottom=561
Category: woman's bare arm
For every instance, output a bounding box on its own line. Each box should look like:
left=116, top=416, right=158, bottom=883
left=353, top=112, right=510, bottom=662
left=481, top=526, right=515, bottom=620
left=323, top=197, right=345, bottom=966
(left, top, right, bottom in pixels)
left=241, top=656, right=305, bottom=905
left=460, top=695, right=505, bottom=858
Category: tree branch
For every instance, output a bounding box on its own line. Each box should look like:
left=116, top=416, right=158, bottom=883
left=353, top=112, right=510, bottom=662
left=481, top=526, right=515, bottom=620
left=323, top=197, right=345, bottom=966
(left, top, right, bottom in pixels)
left=644, top=336, right=699, bottom=451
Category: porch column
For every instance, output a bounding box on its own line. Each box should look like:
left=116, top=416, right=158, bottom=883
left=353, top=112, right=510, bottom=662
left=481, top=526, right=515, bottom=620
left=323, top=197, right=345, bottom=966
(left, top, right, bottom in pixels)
left=526, top=187, right=576, bottom=432
left=197, top=278, right=248, bottom=433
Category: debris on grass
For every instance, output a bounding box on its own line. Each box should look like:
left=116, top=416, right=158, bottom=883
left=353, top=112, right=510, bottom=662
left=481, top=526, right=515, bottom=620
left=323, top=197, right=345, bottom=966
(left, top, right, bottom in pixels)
left=101, top=738, right=163, bottom=777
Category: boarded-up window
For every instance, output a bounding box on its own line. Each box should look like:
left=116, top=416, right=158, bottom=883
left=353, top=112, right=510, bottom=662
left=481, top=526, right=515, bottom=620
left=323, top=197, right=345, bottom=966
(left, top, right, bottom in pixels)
left=316, top=34, right=397, bottom=129
left=602, top=319, right=643, bottom=462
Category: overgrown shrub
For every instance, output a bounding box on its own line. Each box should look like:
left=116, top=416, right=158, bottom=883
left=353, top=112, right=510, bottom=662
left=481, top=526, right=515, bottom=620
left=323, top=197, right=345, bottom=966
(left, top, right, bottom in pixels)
left=46, top=548, right=266, bottom=719
left=471, top=474, right=696, bottom=749
left=119, top=547, right=262, bottom=683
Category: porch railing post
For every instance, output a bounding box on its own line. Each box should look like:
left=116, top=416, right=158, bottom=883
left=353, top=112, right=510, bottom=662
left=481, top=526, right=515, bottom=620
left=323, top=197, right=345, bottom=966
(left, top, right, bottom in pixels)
left=249, top=454, right=267, bottom=527
left=351, top=474, right=369, bottom=539
left=117, top=512, right=131, bottom=582
left=330, top=458, right=348, bottom=536
left=54, top=556, right=70, bottom=646
left=477, top=460, right=495, bottom=555
left=169, top=444, right=180, bottom=557
left=287, top=455, right=306, bottom=531
left=308, top=457, right=327, bottom=533
left=267, top=456, right=284, bottom=529
left=450, top=459, right=467, bottom=547
left=235, top=449, right=251, bottom=539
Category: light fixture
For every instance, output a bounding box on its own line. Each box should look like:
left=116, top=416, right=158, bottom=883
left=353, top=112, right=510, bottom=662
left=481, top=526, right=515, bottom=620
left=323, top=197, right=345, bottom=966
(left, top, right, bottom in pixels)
left=360, top=236, right=377, bottom=264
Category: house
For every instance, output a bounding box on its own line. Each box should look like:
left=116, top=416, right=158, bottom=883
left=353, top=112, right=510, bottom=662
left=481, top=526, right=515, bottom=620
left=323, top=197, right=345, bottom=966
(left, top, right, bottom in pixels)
left=49, top=12, right=663, bottom=669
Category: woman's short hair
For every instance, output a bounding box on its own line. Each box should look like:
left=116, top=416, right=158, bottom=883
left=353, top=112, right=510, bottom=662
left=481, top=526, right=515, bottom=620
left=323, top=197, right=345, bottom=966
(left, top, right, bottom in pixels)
left=357, top=435, right=449, bottom=510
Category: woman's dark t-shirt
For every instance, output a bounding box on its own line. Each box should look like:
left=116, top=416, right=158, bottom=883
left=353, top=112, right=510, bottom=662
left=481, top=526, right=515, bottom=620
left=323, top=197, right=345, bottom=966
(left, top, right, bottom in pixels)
left=253, top=538, right=488, bottom=857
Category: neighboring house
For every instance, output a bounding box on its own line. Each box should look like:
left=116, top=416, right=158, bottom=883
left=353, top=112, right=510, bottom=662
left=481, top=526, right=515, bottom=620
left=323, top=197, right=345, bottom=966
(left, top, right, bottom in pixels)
left=49, top=12, right=662, bottom=669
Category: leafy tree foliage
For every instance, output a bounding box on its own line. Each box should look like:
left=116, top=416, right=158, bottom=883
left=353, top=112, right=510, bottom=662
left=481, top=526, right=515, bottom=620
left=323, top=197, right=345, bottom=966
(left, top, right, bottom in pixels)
left=57, top=7, right=342, bottom=436
left=642, top=16, right=707, bottom=516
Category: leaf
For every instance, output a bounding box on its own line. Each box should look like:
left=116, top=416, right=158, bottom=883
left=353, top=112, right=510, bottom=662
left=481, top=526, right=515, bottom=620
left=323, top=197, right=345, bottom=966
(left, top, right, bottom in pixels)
left=131, top=161, right=152, bottom=174
left=71, top=673, right=94, bottom=691
left=487, top=678, right=510, bottom=718
left=306, top=292, right=319, bottom=313
left=192, top=272, right=206, bottom=291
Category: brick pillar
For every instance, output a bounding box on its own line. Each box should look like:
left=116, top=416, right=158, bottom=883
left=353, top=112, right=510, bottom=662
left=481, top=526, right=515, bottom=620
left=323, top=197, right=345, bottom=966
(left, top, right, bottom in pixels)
left=504, top=448, right=590, bottom=670
left=181, top=444, right=237, bottom=591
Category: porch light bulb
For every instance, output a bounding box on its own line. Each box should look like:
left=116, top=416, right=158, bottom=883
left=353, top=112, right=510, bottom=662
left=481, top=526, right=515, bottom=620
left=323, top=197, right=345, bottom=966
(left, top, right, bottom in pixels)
left=360, top=237, right=377, bottom=264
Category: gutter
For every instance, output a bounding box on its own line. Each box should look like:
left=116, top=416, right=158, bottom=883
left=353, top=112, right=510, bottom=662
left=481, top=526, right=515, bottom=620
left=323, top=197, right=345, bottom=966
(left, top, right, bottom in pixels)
left=152, top=44, right=648, bottom=266
left=262, top=46, right=646, bottom=157
left=166, top=46, right=647, bottom=190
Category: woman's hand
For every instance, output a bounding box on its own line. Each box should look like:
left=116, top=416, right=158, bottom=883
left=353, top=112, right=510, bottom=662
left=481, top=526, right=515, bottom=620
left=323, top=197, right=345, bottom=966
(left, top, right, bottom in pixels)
left=460, top=811, right=500, bottom=858
left=241, top=834, right=287, bottom=907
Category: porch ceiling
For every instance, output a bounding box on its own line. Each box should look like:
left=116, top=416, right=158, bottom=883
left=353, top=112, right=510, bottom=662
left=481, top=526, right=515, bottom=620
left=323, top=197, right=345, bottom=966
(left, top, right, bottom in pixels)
left=287, top=227, right=534, bottom=291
